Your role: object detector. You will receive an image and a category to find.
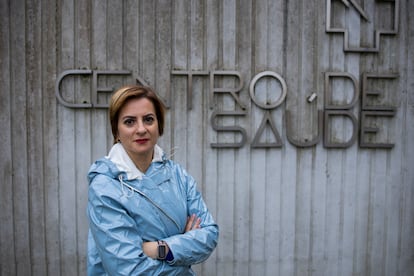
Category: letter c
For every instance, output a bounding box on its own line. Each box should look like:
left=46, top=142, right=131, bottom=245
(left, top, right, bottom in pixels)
left=55, top=69, right=92, bottom=108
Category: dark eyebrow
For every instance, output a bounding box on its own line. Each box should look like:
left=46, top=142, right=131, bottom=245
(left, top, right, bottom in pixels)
left=121, top=115, right=136, bottom=120
left=143, top=113, right=155, bottom=117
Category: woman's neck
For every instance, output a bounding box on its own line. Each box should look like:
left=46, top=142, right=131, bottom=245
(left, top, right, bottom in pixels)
left=129, top=151, right=154, bottom=173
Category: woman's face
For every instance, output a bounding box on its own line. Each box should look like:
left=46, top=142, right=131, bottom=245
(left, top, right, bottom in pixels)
left=117, top=97, right=160, bottom=163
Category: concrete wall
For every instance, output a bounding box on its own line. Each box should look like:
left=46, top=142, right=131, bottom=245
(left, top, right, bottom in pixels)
left=1, top=0, right=413, bottom=275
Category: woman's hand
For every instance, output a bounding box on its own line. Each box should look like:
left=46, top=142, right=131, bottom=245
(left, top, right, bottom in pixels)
left=142, top=241, right=159, bottom=259
left=142, top=214, right=201, bottom=259
left=184, top=214, right=201, bottom=232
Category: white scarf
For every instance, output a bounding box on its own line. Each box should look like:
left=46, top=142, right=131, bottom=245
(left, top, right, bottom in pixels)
left=106, top=143, right=164, bottom=180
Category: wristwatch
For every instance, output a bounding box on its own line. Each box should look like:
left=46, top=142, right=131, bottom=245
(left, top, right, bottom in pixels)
left=157, top=240, right=167, bottom=260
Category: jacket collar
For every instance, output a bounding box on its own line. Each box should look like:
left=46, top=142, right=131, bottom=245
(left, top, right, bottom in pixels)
left=106, top=143, right=165, bottom=180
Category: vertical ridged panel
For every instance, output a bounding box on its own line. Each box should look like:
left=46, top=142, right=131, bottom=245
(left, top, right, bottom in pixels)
left=0, top=1, right=413, bottom=275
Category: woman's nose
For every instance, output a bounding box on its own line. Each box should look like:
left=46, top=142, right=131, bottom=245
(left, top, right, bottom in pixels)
left=136, top=121, right=147, bottom=134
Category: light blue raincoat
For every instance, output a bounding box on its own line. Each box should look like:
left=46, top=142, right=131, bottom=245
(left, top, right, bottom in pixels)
left=87, top=143, right=219, bottom=275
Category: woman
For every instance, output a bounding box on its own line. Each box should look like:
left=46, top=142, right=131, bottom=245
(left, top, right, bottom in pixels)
left=87, top=85, right=219, bottom=275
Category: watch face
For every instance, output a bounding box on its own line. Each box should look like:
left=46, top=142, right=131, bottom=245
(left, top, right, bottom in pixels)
left=158, top=244, right=167, bottom=259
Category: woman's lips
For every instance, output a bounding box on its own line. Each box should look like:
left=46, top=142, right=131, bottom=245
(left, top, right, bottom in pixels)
left=135, top=139, right=149, bottom=144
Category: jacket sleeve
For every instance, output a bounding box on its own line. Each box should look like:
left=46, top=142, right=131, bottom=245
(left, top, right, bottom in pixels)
left=162, top=168, right=219, bottom=267
left=87, top=175, right=188, bottom=275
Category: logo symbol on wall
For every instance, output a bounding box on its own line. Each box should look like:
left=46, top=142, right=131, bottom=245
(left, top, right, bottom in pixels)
left=326, top=0, right=399, bottom=52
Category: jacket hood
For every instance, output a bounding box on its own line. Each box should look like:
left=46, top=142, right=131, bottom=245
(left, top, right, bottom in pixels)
left=87, top=143, right=166, bottom=183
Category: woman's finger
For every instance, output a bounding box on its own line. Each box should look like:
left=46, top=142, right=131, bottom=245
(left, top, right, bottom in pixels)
left=185, top=214, right=196, bottom=232
left=193, top=217, right=201, bottom=229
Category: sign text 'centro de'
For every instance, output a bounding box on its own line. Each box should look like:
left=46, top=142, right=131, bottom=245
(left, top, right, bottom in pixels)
left=55, top=69, right=398, bottom=150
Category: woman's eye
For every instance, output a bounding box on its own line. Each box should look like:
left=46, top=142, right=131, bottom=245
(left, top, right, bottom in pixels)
left=124, top=118, right=135, bottom=126
left=143, top=116, right=155, bottom=124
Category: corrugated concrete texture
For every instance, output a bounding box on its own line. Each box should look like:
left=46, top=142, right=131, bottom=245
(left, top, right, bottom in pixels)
left=1, top=0, right=413, bottom=275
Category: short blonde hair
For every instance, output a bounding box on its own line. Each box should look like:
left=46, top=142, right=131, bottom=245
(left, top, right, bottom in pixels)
left=109, top=85, right=166, bottom=144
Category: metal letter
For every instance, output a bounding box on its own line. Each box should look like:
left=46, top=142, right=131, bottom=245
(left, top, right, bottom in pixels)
left=210, top=110, right=247, bottom=148
left=55, top=69, right=93, bottom=108
left=324, top=72, right=359, bottom=110
left=361, top=73, right=398, bottom=111
left=360, top=110, right=395, bottom=148
left=324, top=110, right=358, bottom=148
left=92, top=70, right=132, bottom=108
left=249, top=71, right=287, bottom=110
left=209, top=71, right=246, bottom=110
left=251, top=111, right=283, bottom=148
left=286, top=110, right=323, bottom=147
